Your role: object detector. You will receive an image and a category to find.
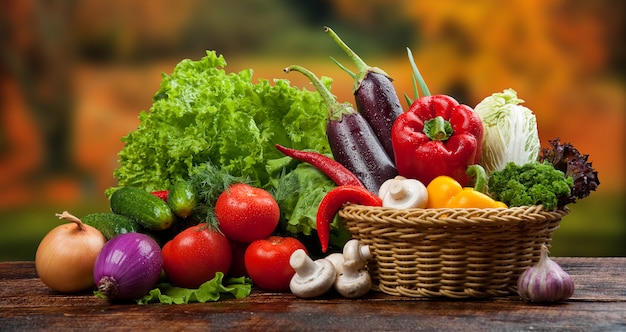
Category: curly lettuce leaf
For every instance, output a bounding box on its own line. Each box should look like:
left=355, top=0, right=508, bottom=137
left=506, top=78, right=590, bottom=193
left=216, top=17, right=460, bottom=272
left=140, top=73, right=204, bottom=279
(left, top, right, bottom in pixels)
left=272, top=162, right=335, bottom=236
left=136, top=272, right=252, bottom=305
left=272, top=162, right=350, bottom=256
left=112, top=51, right=331, bottom=193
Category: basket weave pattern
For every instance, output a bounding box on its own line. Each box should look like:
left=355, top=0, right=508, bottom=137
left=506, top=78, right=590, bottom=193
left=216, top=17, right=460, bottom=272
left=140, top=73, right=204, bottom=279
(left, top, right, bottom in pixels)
left=338, top=205, right=569, bottom=298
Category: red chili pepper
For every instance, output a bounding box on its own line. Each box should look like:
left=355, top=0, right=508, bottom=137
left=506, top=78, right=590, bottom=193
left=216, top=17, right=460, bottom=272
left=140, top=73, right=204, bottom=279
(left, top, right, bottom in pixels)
left=275, top=144, right=364, bottom=188
left=151, top=190, right=169, bottom=202
left=391, top=95, right=484, bottom=187
left=316, top=185, right=382, bottom=253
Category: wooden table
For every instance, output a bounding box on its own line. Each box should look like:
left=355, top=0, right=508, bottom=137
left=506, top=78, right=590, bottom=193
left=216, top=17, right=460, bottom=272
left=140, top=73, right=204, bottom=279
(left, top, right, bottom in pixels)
left=1, top=258, right=625, bottom=331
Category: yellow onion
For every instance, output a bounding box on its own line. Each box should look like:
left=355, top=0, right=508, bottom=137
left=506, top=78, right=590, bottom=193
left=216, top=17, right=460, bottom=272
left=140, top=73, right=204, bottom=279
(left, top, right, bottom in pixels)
left=35, top=211, right=107, bottom=293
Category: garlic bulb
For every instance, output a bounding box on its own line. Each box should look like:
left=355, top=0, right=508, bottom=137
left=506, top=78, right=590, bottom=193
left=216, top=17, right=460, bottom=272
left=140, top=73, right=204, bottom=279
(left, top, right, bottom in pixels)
left=517, top=244, right=575, bottom=303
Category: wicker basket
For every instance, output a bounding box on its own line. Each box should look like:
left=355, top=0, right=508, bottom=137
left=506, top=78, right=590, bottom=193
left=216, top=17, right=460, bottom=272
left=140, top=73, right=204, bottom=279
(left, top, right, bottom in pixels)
left=338, top=205, right=569, bottom=298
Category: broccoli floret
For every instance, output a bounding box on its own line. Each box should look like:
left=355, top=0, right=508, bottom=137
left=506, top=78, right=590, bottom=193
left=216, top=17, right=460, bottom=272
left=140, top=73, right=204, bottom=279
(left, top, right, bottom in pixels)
left=487, top=162, right=574, bottom=210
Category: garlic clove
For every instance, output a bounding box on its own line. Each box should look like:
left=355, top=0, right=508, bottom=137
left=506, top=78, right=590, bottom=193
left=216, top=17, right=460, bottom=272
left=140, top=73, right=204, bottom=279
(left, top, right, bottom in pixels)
left=517, top=244, right=575, bottom=303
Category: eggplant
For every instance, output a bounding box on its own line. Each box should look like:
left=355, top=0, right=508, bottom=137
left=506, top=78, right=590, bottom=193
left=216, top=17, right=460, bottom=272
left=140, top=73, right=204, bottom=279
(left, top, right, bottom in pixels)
left=325, top=26, right=404, bottom=160
left=284, top=65, right=398, bottom=194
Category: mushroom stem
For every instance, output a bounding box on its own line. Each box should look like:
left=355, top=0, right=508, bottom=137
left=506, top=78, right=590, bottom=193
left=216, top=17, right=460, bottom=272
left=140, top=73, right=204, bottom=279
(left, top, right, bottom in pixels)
left=342, top=259, right=360, bottom=279
left=290, top=249, right=318, bottom=277
left=342, top=239, right=372, bottom=270
left=289, top=249, right=337, bottom=299
left=389, top=179, right=408, bottom=200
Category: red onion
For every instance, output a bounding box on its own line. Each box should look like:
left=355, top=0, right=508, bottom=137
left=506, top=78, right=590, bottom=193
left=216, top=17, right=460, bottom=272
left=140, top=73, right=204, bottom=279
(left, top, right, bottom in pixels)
left=94, top=232, right=163, bottom=301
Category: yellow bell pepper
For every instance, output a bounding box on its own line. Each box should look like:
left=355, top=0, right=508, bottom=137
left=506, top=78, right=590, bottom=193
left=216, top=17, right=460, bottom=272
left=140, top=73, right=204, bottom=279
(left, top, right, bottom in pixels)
left=445, top=188, right=508, bottom=208
left=426, top=165, right=507, bottom=209
left=426, top=175, right=462, bottom=208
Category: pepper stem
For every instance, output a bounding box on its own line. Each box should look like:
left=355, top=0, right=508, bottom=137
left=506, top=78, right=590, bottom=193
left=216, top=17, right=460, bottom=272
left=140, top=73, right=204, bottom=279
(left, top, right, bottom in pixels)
left=466, top=164, right=487, bottom=193
left=284, top=65, right=354, bottom=121
left=423, top=116, right=453, bottom=141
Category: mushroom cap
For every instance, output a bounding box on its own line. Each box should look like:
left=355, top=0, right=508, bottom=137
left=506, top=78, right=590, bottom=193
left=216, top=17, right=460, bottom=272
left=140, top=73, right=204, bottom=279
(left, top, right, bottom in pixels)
left=382, top=178, right=428, bottom=209
left=289, top=258, right=336, bottom=298
left=325, top=253, right=345, bottom=275
left=378, top=176, right=407, bottom=198
left=335, top=269, right=372, bottom=298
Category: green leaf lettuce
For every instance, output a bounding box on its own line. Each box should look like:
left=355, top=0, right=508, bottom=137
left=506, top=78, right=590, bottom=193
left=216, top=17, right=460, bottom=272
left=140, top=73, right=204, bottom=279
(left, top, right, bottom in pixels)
left=137, top=273, right=252, bottom=305
left=112, top=51, right=332, bottom=193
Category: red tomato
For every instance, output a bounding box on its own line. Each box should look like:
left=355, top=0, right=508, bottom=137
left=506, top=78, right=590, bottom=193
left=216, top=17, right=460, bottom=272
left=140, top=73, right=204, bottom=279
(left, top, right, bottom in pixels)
left=215, top=183, right=280, bottom=243
left=244, top=236, right=307, bottom=291
left=162, top=224, right=232, bottom=288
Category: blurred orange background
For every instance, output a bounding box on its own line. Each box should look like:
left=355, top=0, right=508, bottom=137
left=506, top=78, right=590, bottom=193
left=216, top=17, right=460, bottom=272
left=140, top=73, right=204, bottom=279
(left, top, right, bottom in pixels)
left=1, top=0, right=624, bottom=259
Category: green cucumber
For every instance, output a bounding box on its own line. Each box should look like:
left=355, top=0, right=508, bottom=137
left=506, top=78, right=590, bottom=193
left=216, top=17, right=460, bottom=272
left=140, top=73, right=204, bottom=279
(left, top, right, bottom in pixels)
left=81, top=213, right=141, bottom=240
left=167, top=180, right=198, bottom=218
left=110, top=187, right=175, bottom=231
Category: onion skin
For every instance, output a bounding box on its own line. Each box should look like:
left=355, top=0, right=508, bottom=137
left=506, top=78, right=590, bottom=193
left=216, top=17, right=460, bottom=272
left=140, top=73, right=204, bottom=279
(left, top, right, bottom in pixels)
left=94, top=232, right=163, bottom=301
left=35, top=212, right=107, bottom=293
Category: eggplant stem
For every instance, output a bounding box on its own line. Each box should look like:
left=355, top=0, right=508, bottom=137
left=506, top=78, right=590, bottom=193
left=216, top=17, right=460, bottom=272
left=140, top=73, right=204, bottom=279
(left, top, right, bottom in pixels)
left=324, top=26, right=369, bottom=74
left=330, top=56, right=356, bottom=79
left=406, top=47, right=431, bottom=97
left=284, top=65, right=353, bottom=120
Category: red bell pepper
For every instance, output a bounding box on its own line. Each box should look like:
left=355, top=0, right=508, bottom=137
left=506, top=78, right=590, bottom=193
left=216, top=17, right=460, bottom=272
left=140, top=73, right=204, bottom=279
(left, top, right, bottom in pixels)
left=391, top=94, right=484, bottom=187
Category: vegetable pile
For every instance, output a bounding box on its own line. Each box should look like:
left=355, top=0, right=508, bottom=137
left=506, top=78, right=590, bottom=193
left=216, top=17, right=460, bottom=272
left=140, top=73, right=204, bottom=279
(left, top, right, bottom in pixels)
left=35, top=26, right=600, bottom=304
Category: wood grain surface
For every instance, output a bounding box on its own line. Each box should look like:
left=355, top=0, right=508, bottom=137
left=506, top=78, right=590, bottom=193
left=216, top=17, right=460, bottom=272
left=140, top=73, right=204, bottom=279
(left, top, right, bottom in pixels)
left=1, top=258, right=625, bottom=331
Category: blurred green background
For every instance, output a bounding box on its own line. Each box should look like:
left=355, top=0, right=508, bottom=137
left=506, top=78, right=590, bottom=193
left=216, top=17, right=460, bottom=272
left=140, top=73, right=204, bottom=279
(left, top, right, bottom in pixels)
left=1, top=0, right=624, bottom=260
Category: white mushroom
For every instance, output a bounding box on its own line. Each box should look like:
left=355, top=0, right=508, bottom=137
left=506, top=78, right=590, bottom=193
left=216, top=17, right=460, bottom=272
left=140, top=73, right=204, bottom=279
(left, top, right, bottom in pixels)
left=380, top=177, right=428, bottom=209
left=324, top=252, right=345, bottom=275
left=289, top=249, right=336, bottom=298
left=342, top=239, right=372, bottom=271
left=334, top=258, right=372, bottom=298
left=377, top=175, right=407, bottom=198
